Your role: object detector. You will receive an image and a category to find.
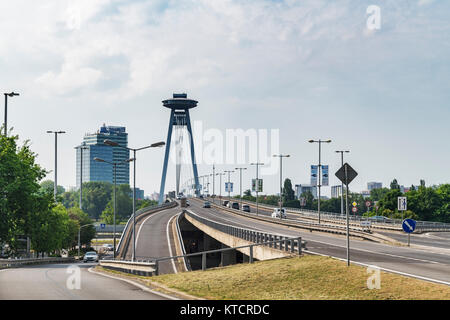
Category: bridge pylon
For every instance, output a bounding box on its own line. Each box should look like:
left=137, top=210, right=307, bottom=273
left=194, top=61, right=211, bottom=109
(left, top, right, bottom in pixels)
left=158, top=93, right=200, bottom=204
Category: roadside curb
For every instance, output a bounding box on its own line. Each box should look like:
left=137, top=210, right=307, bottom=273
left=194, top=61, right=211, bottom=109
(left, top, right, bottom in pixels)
left=91, top=266, right=204, bottom=300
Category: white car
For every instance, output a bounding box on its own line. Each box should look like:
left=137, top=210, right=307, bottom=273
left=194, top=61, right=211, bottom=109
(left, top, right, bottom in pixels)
left=271, top=208, right=286, bottom=219
left=102, top=244, right=113, bottom=251
left=83, top=251, right=99, bottom=263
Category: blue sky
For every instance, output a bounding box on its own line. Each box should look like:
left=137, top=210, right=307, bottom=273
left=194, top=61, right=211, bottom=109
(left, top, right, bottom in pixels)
left=1, top=0, right=449, bottom=196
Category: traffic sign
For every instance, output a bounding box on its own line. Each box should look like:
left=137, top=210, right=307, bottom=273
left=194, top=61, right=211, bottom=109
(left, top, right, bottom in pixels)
left=365, top=201, right=371, bottom=207
left=402, top=219, right=416, bottom=233
left=352, top=201, right=357, bottom=207
left=398, top=197, right=407, bottom=211
left=335, top=163, right=358, bottom=185
left=352, top=207, right=358, bottom=213
left=100, top=223, right=106, bottom=229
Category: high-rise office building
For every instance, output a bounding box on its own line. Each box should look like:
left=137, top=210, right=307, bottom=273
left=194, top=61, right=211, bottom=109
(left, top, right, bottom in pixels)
left=76, top=124, right=129, bottom=188
left=295, top=184, right=318, bottom=199
left=331, top=185, right=342, bottom=198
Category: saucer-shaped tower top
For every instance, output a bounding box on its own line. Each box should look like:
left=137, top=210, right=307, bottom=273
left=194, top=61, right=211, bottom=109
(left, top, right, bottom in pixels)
left=162, top=93, right=198, bottom=110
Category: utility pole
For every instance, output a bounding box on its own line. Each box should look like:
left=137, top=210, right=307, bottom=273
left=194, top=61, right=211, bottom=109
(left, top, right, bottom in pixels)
left=250, top=162, right=264, bottom=216
left=309, top=139, right=331, bottom=224
left=273, top=154, right=290, bottom=219
left=235, top=167, right=247, bottom=208
left=47, top=131, right=66, bottom=202
left=224, top=170, right=234, bottom=201
left=3, top=92, right=19, bottom=136
left=75, top=143, right=89, bottom=210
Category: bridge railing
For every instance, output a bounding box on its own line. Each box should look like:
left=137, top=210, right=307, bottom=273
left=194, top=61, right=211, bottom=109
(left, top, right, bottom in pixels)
left=227, top=198, right=450, bottom=232
left=0, top=257, right=75, bottom=268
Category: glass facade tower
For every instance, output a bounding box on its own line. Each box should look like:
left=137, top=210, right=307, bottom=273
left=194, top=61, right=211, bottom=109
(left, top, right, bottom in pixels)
left=76, top=124, right=130, bottom=188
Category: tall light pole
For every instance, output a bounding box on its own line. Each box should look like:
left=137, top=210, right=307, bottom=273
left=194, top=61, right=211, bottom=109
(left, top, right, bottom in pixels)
left=47, top=130, right=66, bottom=202
left=3, top=92, right=19, bottom=136
left=224, top=170, right=234, bottom=201
left=217, top=172, right=225, bottom=203
left=273, top=154, right=290, bottom=219
left=75, top=143, right=89, bottom=210
left=211, top=164, right=216, bottom=203
left=104, top=139, right=165, bottom=262
left=235, top=167, right=247, bottom=208
left=335, top=150, right=350, bottom=216
left=309, top=139, right=331, bottom=224
left=94, top=157, right=134, bottom=258
left=250, top=162, right=264, bottom=216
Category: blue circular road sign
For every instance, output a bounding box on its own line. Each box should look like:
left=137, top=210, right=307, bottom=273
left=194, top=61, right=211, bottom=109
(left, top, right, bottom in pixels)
left=402, top=219, right=416, bottom=233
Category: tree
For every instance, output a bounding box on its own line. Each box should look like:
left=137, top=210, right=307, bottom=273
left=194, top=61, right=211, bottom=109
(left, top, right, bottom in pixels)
left=28, top=203, right=70, bottom=256
left=40, top=180, right=65, bottom=195
left=0, top=133, right=47, bottom=252
left=244, top=189, right=252, bottom=197
left=283, top=178, right=295, bottom=202
left=67, top=207, right=95, bottom=247
left=390, top=179, right=400, bottom=190
left=370, top=187, right=389, bottom=201
left=81, top=182, right=113, bottom=219
left=101, top=184, right=133, bottom=222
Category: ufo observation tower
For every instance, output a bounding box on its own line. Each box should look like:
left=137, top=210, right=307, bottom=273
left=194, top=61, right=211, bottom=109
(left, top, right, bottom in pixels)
left=158, top=93, right=200, bottom=204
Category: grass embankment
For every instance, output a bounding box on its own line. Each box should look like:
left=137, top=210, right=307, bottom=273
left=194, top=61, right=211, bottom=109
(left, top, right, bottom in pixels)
left=146, top=255, right=450, bottom=300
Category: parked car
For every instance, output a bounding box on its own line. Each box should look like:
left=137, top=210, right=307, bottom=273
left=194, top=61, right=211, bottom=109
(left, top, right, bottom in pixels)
left=186, top=199, right=190, bottom=206
left=223, top=200, right=229, bottom=207
left=203, top=201, right=211, bottom=208
left=83, top=251, right=99, bottom=263
left=231, top=202, right=240, bottom=210
left=271, top=208, right=286, bottom=219
left=242, top=204, right=251, bottom=212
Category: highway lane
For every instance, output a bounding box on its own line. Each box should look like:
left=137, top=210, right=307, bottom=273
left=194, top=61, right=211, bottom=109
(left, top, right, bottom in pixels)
left=0, top=263, right=169, bottom=300
left=126, top=206, right=183, bottom=274
left=189, top=199, right=450, bottom=284
left=213, top=198, right=450, bottom=250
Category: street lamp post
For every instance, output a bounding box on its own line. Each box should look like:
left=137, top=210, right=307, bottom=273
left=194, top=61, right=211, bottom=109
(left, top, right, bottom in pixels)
left=235, top=167, right=247, bottom=208
left=212, top=164, right=216, bottom=203
left=224, top=170, right=234, bottom=201
left=94, top=157, right=133, bottom=258
left=250, top=162, right=264, bottom=216
left=273, top=155, right=290, bottom=219
left=47, top=131, right=66, bottom=202
left=309, top=139, right=331, bottom=224
left=335, top=150, right=350, bottom=216
left=104, top=139, right=165, bottom=262
left=75, top=143, right=89, bottom=210
left=3, top=92, right=19, bottom=136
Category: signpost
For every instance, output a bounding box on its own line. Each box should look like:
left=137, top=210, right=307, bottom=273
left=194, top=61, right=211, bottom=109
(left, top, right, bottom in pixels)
left=352, top=207, right=358, bottom=213
left=402, top=218, right=416, bottom=247
left=398, top=197, right=407, bottom=220
left=335, top=162, right=358, bottom=266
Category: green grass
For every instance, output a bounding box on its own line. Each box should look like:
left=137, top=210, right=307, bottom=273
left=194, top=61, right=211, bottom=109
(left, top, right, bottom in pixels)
left=145, top=255, right=450, bottom=300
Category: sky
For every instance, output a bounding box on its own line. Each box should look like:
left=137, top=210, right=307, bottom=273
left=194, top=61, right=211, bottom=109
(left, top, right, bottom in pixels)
left=1, top=0, right=449, bottom=197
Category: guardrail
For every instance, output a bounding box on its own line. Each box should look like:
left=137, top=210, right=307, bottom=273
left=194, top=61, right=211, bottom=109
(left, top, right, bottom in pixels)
left=0, top=257, right=75, bottom=269
left=224, top=198, right=450, bottom=233
left=116, top=201, right=178, bottom=258
left=100, top=259, right=156, bottom=276
left=204, top=199, right=396, bottom=243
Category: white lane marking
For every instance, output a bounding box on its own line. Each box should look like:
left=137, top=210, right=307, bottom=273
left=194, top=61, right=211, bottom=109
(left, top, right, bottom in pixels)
left=304, top=250, right=450, bottom=286
left=166, top=214, right=178, bottom=274
left=302, top=238, right=445, bottom=265
left=195, top=201, right=450, bottom=266
left=136, top=209, right=173, bottom=251
left=88, top=267, right=178, bottom=300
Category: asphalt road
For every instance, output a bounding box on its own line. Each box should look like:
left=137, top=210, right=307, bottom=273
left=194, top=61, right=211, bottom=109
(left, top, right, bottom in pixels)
left=214, top=198, right=450, bottom=250
left=189, top=199, right=450, bottom=285
left=124, top=206, right=183, bottom=274
left=0, top=262, right=169, bottom=300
